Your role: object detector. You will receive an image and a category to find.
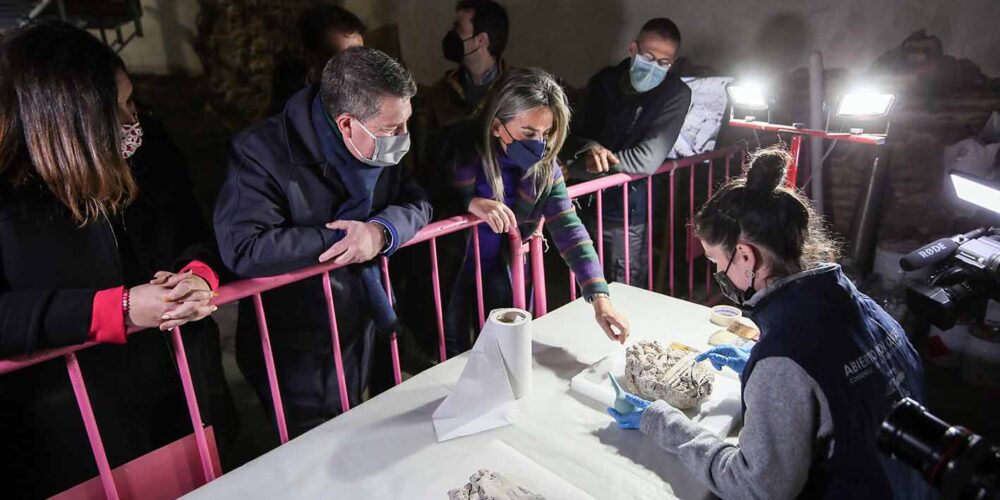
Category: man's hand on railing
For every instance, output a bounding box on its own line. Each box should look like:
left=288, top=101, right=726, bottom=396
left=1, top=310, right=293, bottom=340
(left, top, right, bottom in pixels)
left=592, top=297, right=630, bottom=344
left=318, top=220, right=385, bottom=265
left=468, top=197, right=517, bottom=234
left=584, top=144, right=619, bottom=174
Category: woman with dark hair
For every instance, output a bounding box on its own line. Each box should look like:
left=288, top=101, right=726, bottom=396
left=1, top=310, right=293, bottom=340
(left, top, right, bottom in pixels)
left=444, top=67, right=630, bottom=355
left=607, top=147, right=930, bottom=499
left=0, top=21, right=234, bottom=497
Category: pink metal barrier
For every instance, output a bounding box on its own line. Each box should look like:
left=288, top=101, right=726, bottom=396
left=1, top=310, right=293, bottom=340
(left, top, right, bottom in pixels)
left=543, top=144, right=750, bottom=309
left=0, top=213, right=526, bottom=499
left=0, top=144, right=746, bottom=498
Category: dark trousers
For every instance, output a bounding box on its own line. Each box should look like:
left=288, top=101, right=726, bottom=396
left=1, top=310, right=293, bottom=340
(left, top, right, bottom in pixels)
left=580, top=210, right=649, bottom=286
left=444, top=266, right=514, bottom=357
left=235, top=321, right=375, bottom=438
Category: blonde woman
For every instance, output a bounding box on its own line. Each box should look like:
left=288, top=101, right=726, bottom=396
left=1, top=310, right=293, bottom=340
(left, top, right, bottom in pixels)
left=445, top=67, right=629, bottom=355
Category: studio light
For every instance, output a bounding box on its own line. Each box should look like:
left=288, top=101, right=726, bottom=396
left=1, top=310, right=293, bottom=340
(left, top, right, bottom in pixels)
left=951, top=171, right=1000, bottom=216
left=727, top=84, right=768, bottom=110
left=836, top=92, right=895, bottom=118
left=727, top=83, right=771, bottom=122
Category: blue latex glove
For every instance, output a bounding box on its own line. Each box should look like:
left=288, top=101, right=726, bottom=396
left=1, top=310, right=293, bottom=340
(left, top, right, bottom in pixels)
left=606, top=393, right=652, bottom=430
left=695, top=344, right=751, bottom=374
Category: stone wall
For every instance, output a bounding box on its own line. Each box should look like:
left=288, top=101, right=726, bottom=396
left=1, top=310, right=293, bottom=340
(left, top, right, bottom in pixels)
left=831, top=31, right=1000, bottom=243
left=193, top=0, right=321, bottom=128
left=134, top=5, right=1000, bottom=251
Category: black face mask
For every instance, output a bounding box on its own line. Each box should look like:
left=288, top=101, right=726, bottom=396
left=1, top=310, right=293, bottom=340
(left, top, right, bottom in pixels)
left=713, top=246, right=757, bottom=308
left=441, top=30, right=478, bottom=63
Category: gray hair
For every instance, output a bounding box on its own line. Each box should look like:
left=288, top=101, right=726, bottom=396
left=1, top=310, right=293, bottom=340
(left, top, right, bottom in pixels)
left=320, top=46, right=416, bottom=121
left=479, top=67, right=571, bottom=202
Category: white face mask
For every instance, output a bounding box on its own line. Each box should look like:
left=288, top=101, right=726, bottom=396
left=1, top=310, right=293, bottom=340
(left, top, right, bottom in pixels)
left=121, top=121, right=143, bottom=159
left=629, top=55, right=669, bottom=93
left=346, top=119, right=410, bottom=167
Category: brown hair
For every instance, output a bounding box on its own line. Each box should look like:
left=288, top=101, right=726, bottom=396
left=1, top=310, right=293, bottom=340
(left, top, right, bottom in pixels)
left=0, top=21, right=137, bottom=225
left=694, top=146, right=839, bottom=277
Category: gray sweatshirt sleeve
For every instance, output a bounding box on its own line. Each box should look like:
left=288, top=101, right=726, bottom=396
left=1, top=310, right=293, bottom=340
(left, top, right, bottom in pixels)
left=611, top=86, right=691, bottom=176
left=567, top=85, right=692, bottom=182
left=639, top=357, right=834, bottom=500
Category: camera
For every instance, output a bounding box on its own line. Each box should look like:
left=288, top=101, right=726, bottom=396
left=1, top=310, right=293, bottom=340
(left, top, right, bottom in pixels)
left=901, top=227, right=1000, bottom=329
left=878, top=398, right=999, bottom=499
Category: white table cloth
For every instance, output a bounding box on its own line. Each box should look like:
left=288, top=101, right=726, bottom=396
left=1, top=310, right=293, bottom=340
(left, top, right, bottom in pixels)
left=186, top=283, right=737, bottom=499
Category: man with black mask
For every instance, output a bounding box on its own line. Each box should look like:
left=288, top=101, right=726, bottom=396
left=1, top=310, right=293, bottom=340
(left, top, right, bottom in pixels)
left=563, top=18, right=691, bottom=287
left=397, top=0, right=509, bottom=372
left=428, top=0, right=509, bottom=129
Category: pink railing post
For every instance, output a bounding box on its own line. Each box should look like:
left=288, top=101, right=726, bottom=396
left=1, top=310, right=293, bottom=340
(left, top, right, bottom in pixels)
left=622, top=183, right=630, bottom=286
left=321, top=272, right=351, bottom=413
left=252, top=294, right=289, bottom=444
left=379, top=258, right=403, bottom=386
left=596, top=190, right=604, bottom=266
left=646, top=177, right=654, bottom=291
left=706, top=159, right=715, bottom=295
left=668, top=168, right=677, bottom=296
left=429, top=238, right=447, bottom=362
left=530, top=233, right=547, bottom=317
left=66, top=352, right=120, bottom=500
left=688, top=163, right=697, bottom=298
left=169, top=327, right=216, bottom=483
left=472, top=228, right=486, bottom=329
left=507, top=230, right=527, bottom=310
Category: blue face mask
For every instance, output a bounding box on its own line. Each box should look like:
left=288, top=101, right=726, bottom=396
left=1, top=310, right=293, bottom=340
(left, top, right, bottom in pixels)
left=501, top=122, right=546, bottom=171
left=629, top=55, right=668, bottom=93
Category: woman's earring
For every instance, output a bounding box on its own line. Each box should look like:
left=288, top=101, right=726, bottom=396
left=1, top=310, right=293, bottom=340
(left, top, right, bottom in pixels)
left=744, top=269, right=755, bottom=279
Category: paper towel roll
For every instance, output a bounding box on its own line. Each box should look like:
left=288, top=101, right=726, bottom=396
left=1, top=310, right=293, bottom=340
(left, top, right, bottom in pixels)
left=486, top=308, right=533, bottom=399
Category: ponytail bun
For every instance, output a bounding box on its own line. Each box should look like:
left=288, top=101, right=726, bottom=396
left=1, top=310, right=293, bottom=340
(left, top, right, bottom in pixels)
left=745, top=146, right=791, bottom=194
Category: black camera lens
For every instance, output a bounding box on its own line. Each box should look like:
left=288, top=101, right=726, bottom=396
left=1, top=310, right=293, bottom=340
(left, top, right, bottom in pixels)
left=879, top=398, right=1000, bottom=499
left=878, top=398, right=966, bottom=484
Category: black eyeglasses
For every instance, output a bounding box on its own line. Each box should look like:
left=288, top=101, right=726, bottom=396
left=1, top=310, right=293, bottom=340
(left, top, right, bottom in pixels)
left=635, top=41, right=673, bottom=69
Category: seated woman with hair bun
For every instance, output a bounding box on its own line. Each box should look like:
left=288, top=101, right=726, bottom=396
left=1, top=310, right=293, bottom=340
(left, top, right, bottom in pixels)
left=608, top=146, right=930, bottom=500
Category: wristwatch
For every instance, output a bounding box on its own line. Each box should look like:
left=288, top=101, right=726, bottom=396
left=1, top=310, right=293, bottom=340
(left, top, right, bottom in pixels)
left=585, top=292, right=610, bottom=304
left=379, top=224, right=392, bottom=254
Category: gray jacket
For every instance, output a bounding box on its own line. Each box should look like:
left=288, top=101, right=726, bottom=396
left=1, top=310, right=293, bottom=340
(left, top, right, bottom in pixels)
left=641, top=357, right=833, bottom=500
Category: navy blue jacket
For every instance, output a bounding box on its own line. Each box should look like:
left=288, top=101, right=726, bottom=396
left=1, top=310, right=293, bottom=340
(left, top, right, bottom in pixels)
left=214, top=86, right=432, bottom=348
left=743, top=264, right=927, bottom=500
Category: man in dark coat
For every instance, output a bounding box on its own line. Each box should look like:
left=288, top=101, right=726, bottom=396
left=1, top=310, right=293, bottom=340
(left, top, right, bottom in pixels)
left=214, top=47, right=432, bottom=436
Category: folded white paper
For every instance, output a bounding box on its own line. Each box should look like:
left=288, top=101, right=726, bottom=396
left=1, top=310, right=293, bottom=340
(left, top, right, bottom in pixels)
left=433, top=308, right=533, bottom=442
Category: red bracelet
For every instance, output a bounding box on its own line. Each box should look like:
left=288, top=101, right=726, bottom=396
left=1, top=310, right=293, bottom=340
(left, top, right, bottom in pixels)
left=121, top=287, right=131, bottom=316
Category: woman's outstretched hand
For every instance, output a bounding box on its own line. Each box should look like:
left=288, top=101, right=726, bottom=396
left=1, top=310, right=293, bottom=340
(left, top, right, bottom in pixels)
left=592, top=297, right=630, bottom=344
